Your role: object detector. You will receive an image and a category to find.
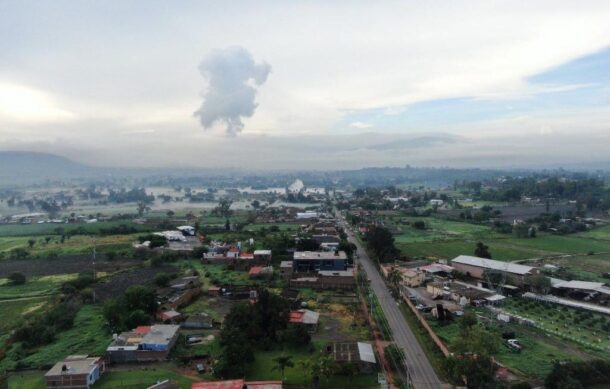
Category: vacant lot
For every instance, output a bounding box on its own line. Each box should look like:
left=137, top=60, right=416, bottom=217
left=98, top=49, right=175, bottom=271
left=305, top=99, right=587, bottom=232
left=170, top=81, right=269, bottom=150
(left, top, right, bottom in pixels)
left=0, top=255, right=139, bottom=277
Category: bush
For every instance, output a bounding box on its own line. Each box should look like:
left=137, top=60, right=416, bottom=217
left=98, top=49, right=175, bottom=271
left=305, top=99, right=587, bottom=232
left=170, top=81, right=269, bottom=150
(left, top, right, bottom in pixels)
left=155, top=272, right=171, bottom=287
left=8, top=272, right=26, bottom=285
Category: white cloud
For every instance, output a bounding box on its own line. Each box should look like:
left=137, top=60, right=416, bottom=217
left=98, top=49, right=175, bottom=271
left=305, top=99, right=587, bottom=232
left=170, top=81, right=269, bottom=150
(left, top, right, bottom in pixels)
left=349, top=121, right=373, bottom=129
left=0, top=82, right=75, bottom=123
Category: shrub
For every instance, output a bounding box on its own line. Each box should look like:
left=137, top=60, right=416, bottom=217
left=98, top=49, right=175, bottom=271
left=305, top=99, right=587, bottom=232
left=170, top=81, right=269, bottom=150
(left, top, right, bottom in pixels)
left=8, top=272, right=26, bottom=285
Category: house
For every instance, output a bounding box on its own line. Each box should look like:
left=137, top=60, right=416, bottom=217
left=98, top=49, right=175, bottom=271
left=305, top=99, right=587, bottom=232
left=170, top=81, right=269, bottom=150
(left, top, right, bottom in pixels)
left=182, top=313, right=214, bottom=329
left=296, top=211, right=318, bottom=220
left=156, top=309, right=182, bottom=323
left=192, top=380, right=282, bottom=389
left=253, top=249, right=272, bottom=263
left=326, top=342, right=377, bottom=373
left=279, top=261, right=293, bottom=280
left=177, top=226, right=196, bottom=236
left=249, top=266, right=273, bottom=279
left=289, top=268, right=355, bottom=290
left=106, top=325, right=180, bottom=363
left=157, top=276, right=202, bottom=310
left=292, top=251, right=347, bottom=273
left=289, top=309, right=320, bottom=333
left=45, top=355, right=105, bottom=389
left=451, top=255, right=536, bottom=285
left=312, top=234, right=340, bottom=245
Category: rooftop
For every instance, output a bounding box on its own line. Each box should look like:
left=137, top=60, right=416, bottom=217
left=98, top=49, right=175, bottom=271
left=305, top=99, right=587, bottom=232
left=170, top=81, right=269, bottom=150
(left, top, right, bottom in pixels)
left=293, top=251, right=347, bottom=261
left=451, top=255, right=534, bottom=275
left=45, top=356, right=102, bottom=377
left=192, top=380, right=282, bottom=389
left=289, top=309, right=320, bottom=325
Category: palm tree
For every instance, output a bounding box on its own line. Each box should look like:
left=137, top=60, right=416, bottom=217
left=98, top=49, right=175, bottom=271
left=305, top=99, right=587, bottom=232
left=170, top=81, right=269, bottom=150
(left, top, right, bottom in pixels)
left=388, top=267, right=402, bottom=290
left=272, top=355, right=294, bottom=382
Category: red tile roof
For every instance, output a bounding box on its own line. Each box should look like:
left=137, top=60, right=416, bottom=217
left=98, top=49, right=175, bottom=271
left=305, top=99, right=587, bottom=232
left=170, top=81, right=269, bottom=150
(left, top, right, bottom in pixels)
left=249, top=266, right=263, bottom=275
left=134, top=326, right=151, bottom=334
left=289, top=311, right=305, bottom=323
left=192, top=381, right=282, bottom=389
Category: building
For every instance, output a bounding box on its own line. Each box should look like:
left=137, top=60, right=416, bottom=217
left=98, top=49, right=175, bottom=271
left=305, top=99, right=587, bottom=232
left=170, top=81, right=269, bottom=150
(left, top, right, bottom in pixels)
left=45, top=355, right=105, bottom=389
left=293, top=251, right=347, bottom=273
left=279, top=261, right=293, bottom=280
left=192, top=380, right=282, bottom=389
left=156, top=309, right=182, bottom=323
left=451, top=255, right=536, bottom=285
left=289, top=309, right=320, bottom=333
left=326, top=342, right=377, bottom=373
left=253, top=249, right=272, bottom=263
left=289, top=268, right=355, bottom=290
left=296, top=211, right=318, bottom=220
left=106, top=325, right=180, bottom=363
left=312, top=234, right=340, bottom=245
left=177, top=226, right=196, bottom=236
left=249, top=266, right=273, bottom=279
left=551, top=279, right=610, bottom=301
left=182, top=313, right=214, bottom=329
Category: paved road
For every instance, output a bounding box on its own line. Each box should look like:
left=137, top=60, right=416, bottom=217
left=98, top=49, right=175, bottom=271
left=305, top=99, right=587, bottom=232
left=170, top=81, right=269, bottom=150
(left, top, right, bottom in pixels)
left=340, top=219, right=443, bottom=389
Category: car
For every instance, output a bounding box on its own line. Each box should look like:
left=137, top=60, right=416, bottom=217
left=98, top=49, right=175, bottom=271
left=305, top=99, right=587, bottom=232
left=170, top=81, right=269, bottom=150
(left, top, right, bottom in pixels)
left=506, top=339, right=522, bottom=352
left=196, top=364, right=205, bottom=373
left=416, top=304, right=425, bottom=310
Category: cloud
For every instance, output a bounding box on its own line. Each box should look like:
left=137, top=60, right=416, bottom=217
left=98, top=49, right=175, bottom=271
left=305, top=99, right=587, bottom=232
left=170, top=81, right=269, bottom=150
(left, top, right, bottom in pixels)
left=193, top=46, right=271, bottom=136
left=349, top=121, right=373, bottom=129
left=0, top=82, right=75, bottom=123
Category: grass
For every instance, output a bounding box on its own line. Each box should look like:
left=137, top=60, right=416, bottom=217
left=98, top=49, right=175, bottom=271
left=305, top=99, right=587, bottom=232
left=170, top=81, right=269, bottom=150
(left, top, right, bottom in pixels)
left=202, top=264, right=253, bottom=286
left=501, top=234, right=610, bottom=255
left=0, top=221, right=152, bottom=238
left=502, top=298, right=610, bottom=350
left=0, top=233, right=141, bottom=257
left=93, top=364, right=196, bottom=389
left=397, top=240, right=539, bottom=261
left=390, top=216, right=495, bottom=244
left=0, top=274, right=77, bottom=300
left=7, top=371, right=44, bottom=389
left=246, top=344, right=379, bottom=388
left=0, top=296, right=50, bottom=334
left=0, top=305, right=110, bottom=371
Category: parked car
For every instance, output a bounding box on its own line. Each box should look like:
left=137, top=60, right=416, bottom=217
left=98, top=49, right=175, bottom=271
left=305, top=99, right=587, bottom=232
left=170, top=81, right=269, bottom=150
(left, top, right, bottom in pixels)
left=506, top=339, right=522, bottom=352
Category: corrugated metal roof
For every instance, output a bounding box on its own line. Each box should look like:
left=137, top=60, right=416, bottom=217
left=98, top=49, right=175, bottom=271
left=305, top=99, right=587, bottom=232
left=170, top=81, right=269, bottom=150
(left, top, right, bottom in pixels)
left=357, top=342, right=377, bottom=364
left=451, top=255, right=534, bottom=275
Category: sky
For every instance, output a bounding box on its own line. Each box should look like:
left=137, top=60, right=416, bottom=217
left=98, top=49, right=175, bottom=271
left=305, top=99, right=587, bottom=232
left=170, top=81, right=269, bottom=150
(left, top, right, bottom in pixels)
left=1, top=1, right=610, bottom=170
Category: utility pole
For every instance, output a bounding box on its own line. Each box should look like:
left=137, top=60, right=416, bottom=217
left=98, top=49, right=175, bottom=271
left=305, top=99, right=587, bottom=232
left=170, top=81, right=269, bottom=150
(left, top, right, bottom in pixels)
left=92, top=245, right=96, bottom=304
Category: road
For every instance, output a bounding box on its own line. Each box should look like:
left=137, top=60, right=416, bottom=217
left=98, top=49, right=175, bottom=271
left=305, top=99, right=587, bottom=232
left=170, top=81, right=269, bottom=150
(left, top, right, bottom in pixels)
left=340, top=219, right=444, bottom=389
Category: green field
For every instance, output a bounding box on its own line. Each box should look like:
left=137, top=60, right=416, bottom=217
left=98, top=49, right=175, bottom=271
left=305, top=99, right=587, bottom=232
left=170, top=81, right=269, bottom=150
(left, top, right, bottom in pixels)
left=246, top=344, right=379, bottom=388
left=0, top=274, right=77, bottom=300
left=0, top=296, right=50, bottom=334
left=0, top=305, right=110, bottom=371
left=0, top=221, right=152, bottom=237
left=429, top=315, right=588, bottom=380
left=7, top=371, right=44, bottom=389
left=397, top=240, right=540, bottom=261
left=93, top=365, right=196, bottom=389
left=0, top=233, right=141, bottom=257
left=244, top=222, right=301, bottom=232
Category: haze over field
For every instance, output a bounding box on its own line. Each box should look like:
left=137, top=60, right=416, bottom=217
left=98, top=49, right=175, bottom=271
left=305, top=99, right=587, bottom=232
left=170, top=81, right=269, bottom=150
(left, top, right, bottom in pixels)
left=1, top=1, right=610, bottom=170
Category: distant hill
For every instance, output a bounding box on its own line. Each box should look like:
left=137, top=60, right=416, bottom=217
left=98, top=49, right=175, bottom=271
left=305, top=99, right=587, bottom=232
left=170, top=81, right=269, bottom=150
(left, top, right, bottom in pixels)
left=0, top=151, right=97, bottom=181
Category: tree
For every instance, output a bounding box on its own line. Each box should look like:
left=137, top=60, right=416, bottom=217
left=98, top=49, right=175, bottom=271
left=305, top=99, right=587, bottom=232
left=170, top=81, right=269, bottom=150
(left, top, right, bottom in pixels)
left=124, top=285, right=157, bottom=314
left=105, top=251, right=117, bottom=261
left=527, top=274, right=552, bottom=294
left=445, top=324, right=500, bottom=388
left=272, top=355, right=294, bottom=381
left=137, top=201, right=150, bottom=217
left=155, top=272, right=171, bottom=287
left=8, top=272, right=26, bottom=285
left=366, top=225, right=399, bottom=262
left=474, top=242, right=492, bottom=259
left=125, top=309, right=151, bottom=329
left=387, top=267, right=402, bottom=292
left=166, top=210, right=175, bottom=218
left=27, top=239, right=36, bottom=248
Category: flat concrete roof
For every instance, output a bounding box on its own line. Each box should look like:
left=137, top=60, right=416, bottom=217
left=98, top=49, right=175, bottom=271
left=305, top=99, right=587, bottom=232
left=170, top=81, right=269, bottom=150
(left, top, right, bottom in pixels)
left=294, top=251, right=347, bottom=260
